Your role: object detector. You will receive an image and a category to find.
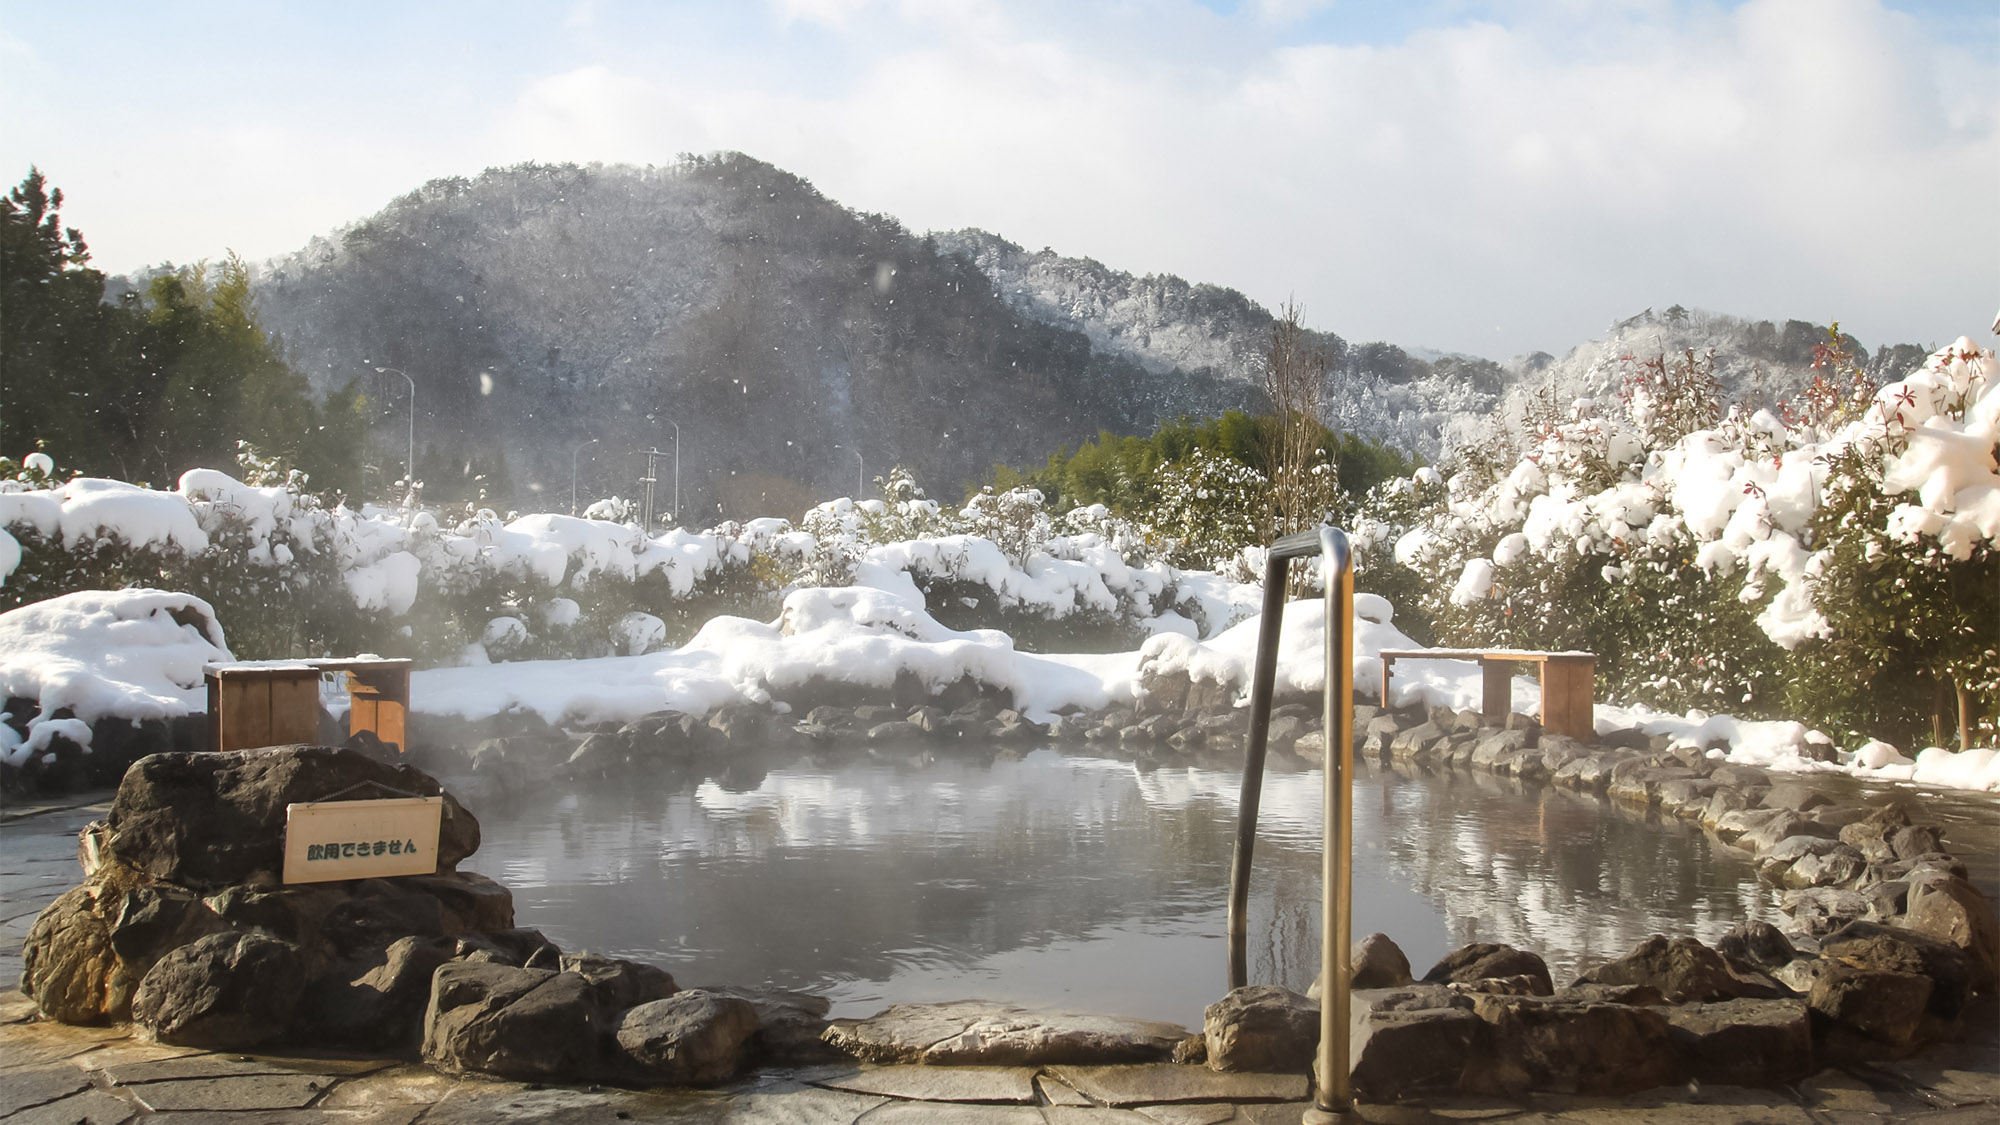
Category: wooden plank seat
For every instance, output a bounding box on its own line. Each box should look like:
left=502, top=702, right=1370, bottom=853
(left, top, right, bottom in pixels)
left=1377, top=648, right=1596, bottom=740
left=205, top=657, right=413, bottom=754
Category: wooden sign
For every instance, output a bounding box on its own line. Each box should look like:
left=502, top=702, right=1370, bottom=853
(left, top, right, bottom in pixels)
left=282, top=796, right=443, bottom=884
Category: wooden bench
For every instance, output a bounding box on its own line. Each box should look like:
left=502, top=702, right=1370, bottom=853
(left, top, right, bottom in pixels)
left=205, top=657, right=414, bottom=753
left=1378, top=649, right=1596, bottom=740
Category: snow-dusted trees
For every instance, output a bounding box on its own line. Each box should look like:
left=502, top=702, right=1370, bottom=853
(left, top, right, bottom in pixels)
left=1262, top=301, right=1340, bottom=539
left=1352, top=334, right=1998, bottom=748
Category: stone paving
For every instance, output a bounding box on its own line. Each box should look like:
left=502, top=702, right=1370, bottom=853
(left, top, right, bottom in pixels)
left=5, top=794, right=1997, bottom=1123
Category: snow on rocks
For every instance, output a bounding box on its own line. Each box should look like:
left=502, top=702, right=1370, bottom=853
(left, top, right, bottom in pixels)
left=53, top=477, right=210, bottom=555
left=0, top=589, right=229, bottom=767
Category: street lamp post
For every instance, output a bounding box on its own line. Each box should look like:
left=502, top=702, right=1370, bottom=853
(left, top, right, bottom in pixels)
left=667, top=420, right=681, bottom=523
left=834, top=443, right=864, bottom=499
left=369, top=364, right=416, bottom=488
left=638, top=422, right=681, bottom=531
left=639, top=451, right=659, bottom=531
left=570, top=437, right=599, bottom=516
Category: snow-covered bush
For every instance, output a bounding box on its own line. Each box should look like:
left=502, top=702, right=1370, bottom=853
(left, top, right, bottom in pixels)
left=1146, top=448, right=1272, bottom=569
left=1351, top=334, right=1997, bottom=745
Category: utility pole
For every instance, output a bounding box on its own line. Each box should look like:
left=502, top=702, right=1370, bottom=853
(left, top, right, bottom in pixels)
left=834, top=443, right=864, bottom=499
left=570, top=437, right=599, bottom=516
left=639, top=450, right=659, bottom=531
left=368, top=363, right=417, bottom=489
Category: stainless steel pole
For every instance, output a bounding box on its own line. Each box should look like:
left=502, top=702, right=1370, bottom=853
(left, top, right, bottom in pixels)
left=1228, top=549, right=1292, bottom=991
left=1305, top=526, right=1356, bottom=1123
left=1228, top=523, right=1336, bottom=991
left=668, top=422, right=681, bottom=524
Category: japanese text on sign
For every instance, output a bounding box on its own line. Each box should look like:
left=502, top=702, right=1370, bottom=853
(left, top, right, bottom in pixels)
left=283, top=795, right=442, bottom=883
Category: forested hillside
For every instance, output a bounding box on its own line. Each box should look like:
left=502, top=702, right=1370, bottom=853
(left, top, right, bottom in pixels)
left=253, top=156, right=1253, bottom=517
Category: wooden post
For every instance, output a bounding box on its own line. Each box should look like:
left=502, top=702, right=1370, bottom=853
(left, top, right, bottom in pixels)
left=1480, top=658, right=1513, bottom=724
left=345, top=666, right=410, bottom=752
left=1539, top=655, right=1596, bottom=740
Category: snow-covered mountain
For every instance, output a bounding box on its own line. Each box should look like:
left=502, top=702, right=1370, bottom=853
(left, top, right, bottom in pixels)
left=245, top=154, right=1932, bottom=514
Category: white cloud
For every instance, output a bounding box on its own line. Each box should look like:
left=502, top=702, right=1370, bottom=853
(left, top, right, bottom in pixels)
left=12, top=0, right=1994, bottom=358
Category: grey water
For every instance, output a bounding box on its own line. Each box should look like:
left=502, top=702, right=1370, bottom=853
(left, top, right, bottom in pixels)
left=469, top=745, right=1784, bottom=1028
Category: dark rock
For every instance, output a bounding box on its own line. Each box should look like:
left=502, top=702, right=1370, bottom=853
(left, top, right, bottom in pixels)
left=1698, top=787, right=1754, bottom=829
left=1265, top=713, right=1308, bottom=747
left=1552, top=752, right=1621, bottom=792
left=1359, top=715, right=1403, bottom=761
left=1839, top=820, right=1899, bottom=863
left=1760, top=782, right=1833, bottom=813
left=1784, top=847, right=1867, bottom=889
left=105, top=746, right=479, bottom=889
left=1807, top=963, right=1931, bottom=1051
left=1573, top=935, right=1783, bottom=1003
left=1469, top=729, right=1528, bottom=769
left=1172, top=1034, right=1208, bottom=1065
left=402, top=871, right=516, bottom=934
left=131, top=931, right=304, bottom=1049
left=1716, top=921, right=1798, bottom=973
left=1202, top=985, right=1317, bottom=1072
left=612, top=989, right=762, bottom=1085
left=1714, top=808, right=1808, bottom=852
left=1462, top=994, right=1677, bottom=1096
left=564, top=733, right=627, bottom=775
left=1656, top=778, right=1722, bottom=817
left=421, top=961, right=604, bottom=1080
left=1819, top=920, right=1975, bottom=1020
left=557, top=953, right=679, bottom=1012
left=865, top=721, right=911, bottom=742
left=1347, top=987, right=1478, bottom=1100
left=322, top=880, right=451, bottom=957
left=1888, top=824, right=1946, bottom=861
left=1599, top=727, right=1651, bottom=750
left=1863, top=879, right=1909, bottom=921
left=1351, top=932, right=1414, bottom=990
left=1389, top=721, right=1446, bottom=761
left=1449, top=974, right=1547, bottom=996
left=1901, top=873, right=2000, bottom=989
left=1783, top=887, right=1872, bottom=938
left=1755, top=835, right=1846, bottom=883
left=1707, top=763, right=1768, bottom=788
left=1421, top=943, right=1553, bottom=995
left=1859, top=802, right=1917, bottom=832
left=1665, top=998, right=1813, bottom=1085
left=302, top=934, right=458, bottom=1049
left=703, top=986, right=836, bottom=1064
left=21, top=883, right=132, bottom=1023
left=1538, top=737, right=1592, bottom=774
left=707, top=704, right=768, bottom=745
left=1607, top=767, right=1699, bottom=808
left=1558, top=983, right=1665, bottom=1005
left=1875, top=852, right=1969, bottom=883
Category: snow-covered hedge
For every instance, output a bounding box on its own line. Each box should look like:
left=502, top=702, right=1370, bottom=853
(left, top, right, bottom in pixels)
left=3, top=336, right=1991, bottom=752
left=1351, top=336, right=1997, bottom=746
left=0, top=464, right=1259, bottom=670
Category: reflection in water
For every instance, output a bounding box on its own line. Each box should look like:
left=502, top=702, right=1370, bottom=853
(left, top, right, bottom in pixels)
left=469, top=745, right=1780, bottom=1026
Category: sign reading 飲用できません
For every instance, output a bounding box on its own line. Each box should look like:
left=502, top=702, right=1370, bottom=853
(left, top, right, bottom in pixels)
left=282, top=795, right=443, bottom=884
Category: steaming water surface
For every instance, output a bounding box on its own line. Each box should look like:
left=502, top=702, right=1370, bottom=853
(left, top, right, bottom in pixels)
left=471, top=745, right=1783, bottom=1027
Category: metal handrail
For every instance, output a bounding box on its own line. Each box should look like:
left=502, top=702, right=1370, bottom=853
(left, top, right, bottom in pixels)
left=1225, top=518, right=1357, bottom=1121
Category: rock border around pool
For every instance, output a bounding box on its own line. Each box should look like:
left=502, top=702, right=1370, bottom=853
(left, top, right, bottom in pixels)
left=16, top=696, right=1998, bottom=1103
left=387, top=673, right=2000, bottom=1100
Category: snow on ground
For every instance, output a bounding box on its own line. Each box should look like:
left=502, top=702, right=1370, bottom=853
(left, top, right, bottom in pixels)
left=2, top=580, right=1992, bottom=792
left=0, top=589, right=231, bottom=766
left=407, top=580, right=1998, bottom=792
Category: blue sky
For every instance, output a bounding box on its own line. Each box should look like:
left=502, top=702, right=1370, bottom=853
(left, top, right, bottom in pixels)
left=2, top=0, right=1993, bottom=358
